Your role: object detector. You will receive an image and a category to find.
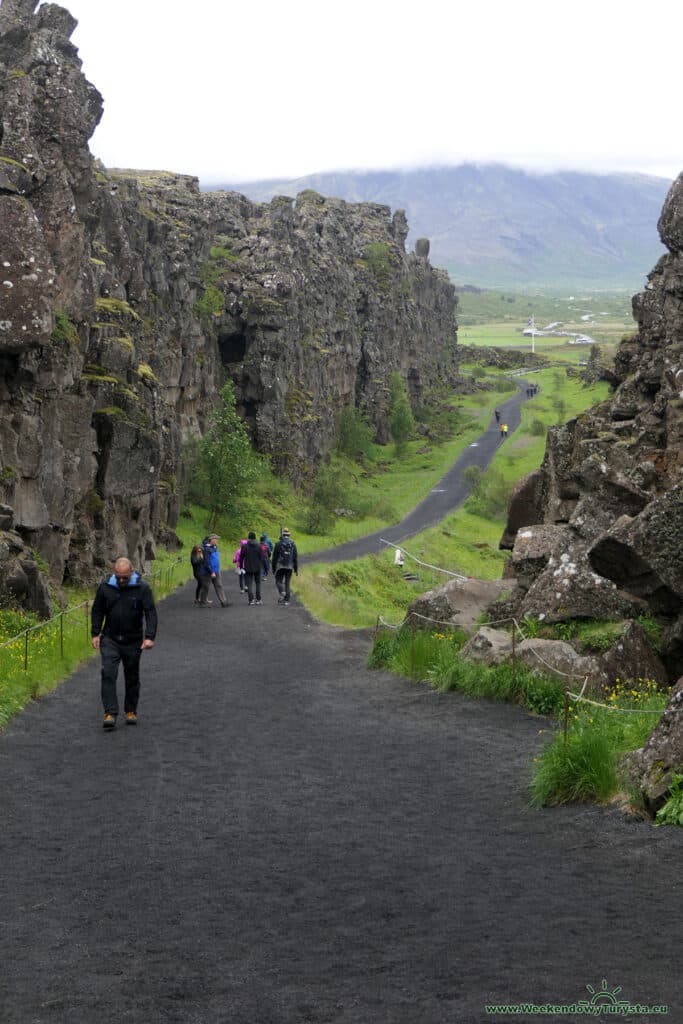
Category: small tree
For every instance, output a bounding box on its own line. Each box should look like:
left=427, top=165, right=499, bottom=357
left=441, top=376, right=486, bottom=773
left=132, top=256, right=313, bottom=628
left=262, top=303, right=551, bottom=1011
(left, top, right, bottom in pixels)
left=305, top=463, right=348, bottom=534
left=197, top=381, right=261, bottom=528
left=388, top=373, right=415, bottom=456
left=337, top=406, right=374, bottom=460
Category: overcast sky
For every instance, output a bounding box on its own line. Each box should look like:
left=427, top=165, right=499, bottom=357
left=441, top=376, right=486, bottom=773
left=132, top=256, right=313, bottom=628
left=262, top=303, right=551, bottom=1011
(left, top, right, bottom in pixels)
left=47, top=0, right=682, bottom=186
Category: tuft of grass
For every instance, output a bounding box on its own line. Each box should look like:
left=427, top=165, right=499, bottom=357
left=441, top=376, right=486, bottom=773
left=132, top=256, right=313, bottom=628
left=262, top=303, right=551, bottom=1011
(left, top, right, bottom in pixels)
left=367, top=625, right=564, bottom=715
left=530, top=679, right=666, bottom=808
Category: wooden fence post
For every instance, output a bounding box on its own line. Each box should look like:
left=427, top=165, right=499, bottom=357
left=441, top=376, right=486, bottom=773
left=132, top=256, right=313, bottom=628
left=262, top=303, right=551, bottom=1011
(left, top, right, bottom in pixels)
left=410, top=614, right=415, bottom=675
left=511, top=620, right=517, bottom=694
left=563, top=687, right=569, bottom=745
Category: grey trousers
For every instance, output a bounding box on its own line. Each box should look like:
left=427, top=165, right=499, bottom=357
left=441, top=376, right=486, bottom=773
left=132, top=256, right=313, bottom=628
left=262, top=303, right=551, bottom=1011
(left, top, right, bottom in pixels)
left=198, top=572, right=227, bottom=606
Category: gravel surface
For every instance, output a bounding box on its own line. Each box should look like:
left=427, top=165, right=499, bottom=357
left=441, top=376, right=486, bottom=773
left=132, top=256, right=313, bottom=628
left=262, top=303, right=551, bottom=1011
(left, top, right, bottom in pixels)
left=1, top=577, right=681, bottom=1023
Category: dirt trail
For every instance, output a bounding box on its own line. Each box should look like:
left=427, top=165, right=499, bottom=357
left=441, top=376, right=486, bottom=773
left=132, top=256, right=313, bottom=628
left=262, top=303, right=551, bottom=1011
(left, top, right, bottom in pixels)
left=0, top=578, right=680, bottom=1023
left=308, top=380, right=530, bottom=564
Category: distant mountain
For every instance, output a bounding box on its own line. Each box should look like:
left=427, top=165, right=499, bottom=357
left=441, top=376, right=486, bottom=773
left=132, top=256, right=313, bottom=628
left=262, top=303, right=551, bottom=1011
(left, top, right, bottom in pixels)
left=205, top=164, right=674, bottom=291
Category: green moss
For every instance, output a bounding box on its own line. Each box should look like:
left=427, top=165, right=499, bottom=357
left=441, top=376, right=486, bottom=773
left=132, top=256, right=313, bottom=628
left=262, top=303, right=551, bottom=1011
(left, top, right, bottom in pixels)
left=194, top=284, right=224, bottom=319
left=95, top=297, right=140, bottom=321
left=136, top=362, right=158, bottom=384
left=113, top=385, right=140, bottom=402
left=209, top=244, right=240, bottom=263
left=8, top=69, right=27, bottom=80
left=0, top=465, right=17, bottom=482
left=51, top=310, right=79, bottom=348
left=114, top=335, right=135, bottom=352
left=0, top=155, right=28, bottom=172
left=82, top=373, right=120, bottom=385
left=94, top=406, right=126, bottom=417
left=89, top=257, right=106, bottom=267
left=84, top=489, right=105, bottom=514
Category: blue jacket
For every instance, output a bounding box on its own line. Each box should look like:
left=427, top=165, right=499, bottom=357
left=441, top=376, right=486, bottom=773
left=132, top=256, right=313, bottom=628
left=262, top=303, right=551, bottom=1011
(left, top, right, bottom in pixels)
left=200, top=540, right=221, bottom=575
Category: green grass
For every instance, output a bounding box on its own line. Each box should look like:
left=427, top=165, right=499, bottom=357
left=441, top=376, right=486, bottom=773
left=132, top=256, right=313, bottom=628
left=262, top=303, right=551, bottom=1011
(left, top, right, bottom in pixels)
left=368, top=625, right=565, bottom=716
left=0, top=557, right=187, bottom=727
left=530, top=679, right=666, bottom=807
left=456, top=288, right=635, bottom=368
left=295, top=371, right=608, bottom=629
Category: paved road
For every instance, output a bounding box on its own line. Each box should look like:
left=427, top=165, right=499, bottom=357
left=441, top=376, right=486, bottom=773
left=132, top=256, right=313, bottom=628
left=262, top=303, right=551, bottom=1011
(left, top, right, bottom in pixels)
left=308, top=380, right=530, bottom=564
left=0, top=581, right=681, bottom=1023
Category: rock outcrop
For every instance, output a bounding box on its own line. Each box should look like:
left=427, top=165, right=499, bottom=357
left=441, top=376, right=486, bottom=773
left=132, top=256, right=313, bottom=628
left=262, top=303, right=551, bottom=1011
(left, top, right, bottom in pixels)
left=498, top=171, right=683, bottom=681
left=623, top=679, right=683, bottom=812
left=0, top=1, right=458, bottom=603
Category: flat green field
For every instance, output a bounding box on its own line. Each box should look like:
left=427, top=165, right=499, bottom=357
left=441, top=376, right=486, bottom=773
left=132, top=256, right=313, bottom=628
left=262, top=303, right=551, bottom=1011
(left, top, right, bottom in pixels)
left=457, top=289, right=637, bottom=366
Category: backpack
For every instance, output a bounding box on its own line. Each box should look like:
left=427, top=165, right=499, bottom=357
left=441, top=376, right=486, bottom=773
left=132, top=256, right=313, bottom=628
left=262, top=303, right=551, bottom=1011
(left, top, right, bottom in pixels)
left=278, top=536, right=294, bottom=569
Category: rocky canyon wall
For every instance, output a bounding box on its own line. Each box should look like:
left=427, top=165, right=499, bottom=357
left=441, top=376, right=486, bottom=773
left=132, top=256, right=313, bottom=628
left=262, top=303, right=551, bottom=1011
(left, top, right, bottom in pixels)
left=0, top=0, right=458, bottom=608
left=500, top=172, right=683, bottom=680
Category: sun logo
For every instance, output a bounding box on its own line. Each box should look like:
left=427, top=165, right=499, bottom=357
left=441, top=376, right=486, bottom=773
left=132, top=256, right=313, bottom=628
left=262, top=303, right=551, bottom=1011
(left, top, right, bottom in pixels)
left=583, top=979, right=625, bottom=1006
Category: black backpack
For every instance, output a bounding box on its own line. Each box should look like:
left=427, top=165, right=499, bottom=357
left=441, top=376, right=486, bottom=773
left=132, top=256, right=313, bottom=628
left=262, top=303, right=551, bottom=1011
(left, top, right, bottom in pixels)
left=278, top=536, right=294, bottom=569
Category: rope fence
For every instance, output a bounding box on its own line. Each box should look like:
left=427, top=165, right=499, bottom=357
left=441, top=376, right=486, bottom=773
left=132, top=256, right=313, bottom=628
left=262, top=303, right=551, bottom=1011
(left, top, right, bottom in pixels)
left=372, top=605, right=673, bottom=744
left=0, top=555, right=186, bottom=676
left=379, top=539, right=469, bottom=582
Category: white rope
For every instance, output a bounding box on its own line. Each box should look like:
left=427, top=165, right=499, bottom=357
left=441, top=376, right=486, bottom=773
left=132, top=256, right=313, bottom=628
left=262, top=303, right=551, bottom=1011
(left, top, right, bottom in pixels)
left=566, top=692, right=670, bottom=715
left=379, top=539, right=469, bottom=582
left=375, top=611, right=675, bottom=714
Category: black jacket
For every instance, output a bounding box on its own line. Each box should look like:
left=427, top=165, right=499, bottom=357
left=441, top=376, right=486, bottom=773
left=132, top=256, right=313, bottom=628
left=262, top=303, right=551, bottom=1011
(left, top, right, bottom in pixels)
left=91, top=572, right=157, bottom=643
left=239, top=539, right=268, bottom=574
left=271, top=537, right=298, bottom=573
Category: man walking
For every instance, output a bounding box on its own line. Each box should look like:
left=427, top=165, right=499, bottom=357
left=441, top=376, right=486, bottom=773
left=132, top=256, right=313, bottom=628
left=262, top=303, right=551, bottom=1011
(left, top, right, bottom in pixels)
left=271, top=528, right=298, bottom=605
left=198, top=533, right=229, bottom=607
left=91, top=557, right=157, bottom=729
left=239, top=531, right=268, bottom=605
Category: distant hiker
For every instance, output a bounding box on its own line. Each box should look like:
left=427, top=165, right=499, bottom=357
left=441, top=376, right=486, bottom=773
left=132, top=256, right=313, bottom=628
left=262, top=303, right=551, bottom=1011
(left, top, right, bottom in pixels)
left=91, top=557, right=157, bottom=730
left=190, top=544, right=204, bottom=604
left=260, top=532, right=273, bottom=578
left=501, top=423, right=509, bottom=439
left=394, top=547, right=405, bottom=568
left=199, top=534, right=229, bottom=607
left=240, top=531, right=268, bottom=606
left=272, top=528, right=298, bottom=606
left=234, top=539, right=248, bottom=593
left=494, top=409, right=500, bottom=423
left=500, top=422, right=506, bottom=439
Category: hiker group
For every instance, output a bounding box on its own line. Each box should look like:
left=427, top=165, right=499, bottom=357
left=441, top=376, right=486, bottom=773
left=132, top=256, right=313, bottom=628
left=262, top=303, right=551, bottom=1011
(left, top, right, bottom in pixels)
left=494, top=410, right=509, bottom=440
left=191, top=528, right=298, bottom=608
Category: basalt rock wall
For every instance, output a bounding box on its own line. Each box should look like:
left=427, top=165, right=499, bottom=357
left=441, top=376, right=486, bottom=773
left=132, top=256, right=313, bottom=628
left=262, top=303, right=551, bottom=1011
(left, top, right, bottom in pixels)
left=0, top=0, right=457, bottom=604
left=500, top=171, right=683, bottom=680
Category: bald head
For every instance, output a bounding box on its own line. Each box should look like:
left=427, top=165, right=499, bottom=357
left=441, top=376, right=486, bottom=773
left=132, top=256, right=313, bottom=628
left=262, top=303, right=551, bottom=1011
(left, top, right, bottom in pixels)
left=113, top=558, right=134, bottom=585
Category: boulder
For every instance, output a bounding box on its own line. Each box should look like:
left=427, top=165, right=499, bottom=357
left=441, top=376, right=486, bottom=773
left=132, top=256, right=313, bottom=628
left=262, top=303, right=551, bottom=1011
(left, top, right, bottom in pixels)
left=460, top=627, right=513, bottom=665
left=519, top=547, right=647, bottom=623
left=598, top=620, right=668, bottom=689
left=589, top=485, right=683, bottom=614
left=516, top=638, right=607, bottom=688
left=499, top=470, right=545, bottom=550
left=407, top=577, right=509, bottom=634
left=623, top=678, right=683, bottom=812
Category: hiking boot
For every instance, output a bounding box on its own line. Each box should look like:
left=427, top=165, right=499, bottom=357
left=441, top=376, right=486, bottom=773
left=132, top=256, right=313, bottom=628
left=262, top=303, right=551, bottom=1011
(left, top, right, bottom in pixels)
left=277, top=595, right=284, bottom=604
left=103, top=713, right=116, bottom=730
left=255, top=599, right=262, bottom=605
left=248, top=599, right=254, bottom=606
left=125, top=711, right=137, bottom=725
left=283, top=599, right=290, bottom=606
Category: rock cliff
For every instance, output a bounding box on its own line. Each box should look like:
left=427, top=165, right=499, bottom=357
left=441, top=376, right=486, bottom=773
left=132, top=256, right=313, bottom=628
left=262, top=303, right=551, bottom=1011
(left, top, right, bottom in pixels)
left=0, top=0, right=457, bottom=605
left=499, top=172, right=683, bottom=682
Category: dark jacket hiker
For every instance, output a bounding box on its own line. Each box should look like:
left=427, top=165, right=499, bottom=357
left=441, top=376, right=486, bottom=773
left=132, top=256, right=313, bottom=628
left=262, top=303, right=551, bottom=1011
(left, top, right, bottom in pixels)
left=271, top=529, right=298, bottom=604
left=91, top=570, right=157, bottom=644
left=91, top=559, right=157, bottom=728
left=239, top=533, right=268, bottom=605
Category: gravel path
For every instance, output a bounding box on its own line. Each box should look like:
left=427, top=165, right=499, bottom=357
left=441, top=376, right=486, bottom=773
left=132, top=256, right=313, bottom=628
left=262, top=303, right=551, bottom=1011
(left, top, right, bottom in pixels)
left=308, top=380, right=531, bottom=564
left=1, top=578, right=681, bottom=1023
